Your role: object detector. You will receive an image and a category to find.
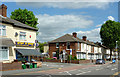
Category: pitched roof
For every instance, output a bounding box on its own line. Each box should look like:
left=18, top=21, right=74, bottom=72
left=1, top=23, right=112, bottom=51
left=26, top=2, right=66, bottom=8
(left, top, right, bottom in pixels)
left=0, top=16, right=38, bottom=31
left=49, top=34, right=84, bottom=43
left=49, top=33, right=101, bottom=46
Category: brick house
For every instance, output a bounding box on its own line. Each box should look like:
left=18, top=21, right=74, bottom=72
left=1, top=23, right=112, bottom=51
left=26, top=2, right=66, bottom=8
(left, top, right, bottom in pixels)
left=48, top=32, right=102, bottom=60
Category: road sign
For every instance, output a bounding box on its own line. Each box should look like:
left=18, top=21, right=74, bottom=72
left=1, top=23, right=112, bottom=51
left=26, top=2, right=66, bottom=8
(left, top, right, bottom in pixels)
left=63, top=50, right=65, bottom=55
left=70, top=49, right=72, bottom=55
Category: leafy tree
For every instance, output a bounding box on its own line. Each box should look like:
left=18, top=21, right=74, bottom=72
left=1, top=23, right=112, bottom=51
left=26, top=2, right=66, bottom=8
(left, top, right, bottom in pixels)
left=100, top=20, right=120, bottom=60
left=118, top=41, right=120, bottom=60
left=38, top=42, right=47, bottom=53
left=10, top=8, right=38, bottom=29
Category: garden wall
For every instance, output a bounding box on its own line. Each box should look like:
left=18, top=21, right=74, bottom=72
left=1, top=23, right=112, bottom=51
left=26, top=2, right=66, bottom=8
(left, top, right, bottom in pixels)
left=0, top=61, right=22, bottom=71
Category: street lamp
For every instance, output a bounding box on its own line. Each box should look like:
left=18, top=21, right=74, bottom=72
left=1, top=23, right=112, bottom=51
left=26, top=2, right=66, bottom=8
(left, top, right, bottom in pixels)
left=116, top=41, right=118, bottom=59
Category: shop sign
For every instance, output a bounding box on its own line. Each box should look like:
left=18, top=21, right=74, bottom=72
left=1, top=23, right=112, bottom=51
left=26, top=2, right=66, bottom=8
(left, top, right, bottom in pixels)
left=16, top=42, right=34, bottom=47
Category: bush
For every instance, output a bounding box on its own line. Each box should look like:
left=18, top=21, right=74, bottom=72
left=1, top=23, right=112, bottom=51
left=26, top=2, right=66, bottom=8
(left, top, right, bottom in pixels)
left=46, top=58, right=53, bottom=60
left=68, top=55, right=74, bottom=60
left=73, top=56, right=77, bottom=60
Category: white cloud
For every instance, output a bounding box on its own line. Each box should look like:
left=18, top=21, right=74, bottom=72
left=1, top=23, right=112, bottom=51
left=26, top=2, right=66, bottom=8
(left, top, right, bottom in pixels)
left=96, top=24, right=102, bottom=27
left=2, top=0, right=118, bottom=2
left=36, top=14, right=93, bottom=42
left=16, top=2, right=110, bottom=9
left=77, top=28, right=101, bottom=42
left=108, top=16, right=115, bottom=21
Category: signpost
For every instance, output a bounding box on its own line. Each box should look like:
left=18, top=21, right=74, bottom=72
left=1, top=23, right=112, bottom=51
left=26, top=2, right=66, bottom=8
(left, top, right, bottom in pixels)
left=70, top=49, right=72, bottom=64
left=63, top=50, right=65, bottom=63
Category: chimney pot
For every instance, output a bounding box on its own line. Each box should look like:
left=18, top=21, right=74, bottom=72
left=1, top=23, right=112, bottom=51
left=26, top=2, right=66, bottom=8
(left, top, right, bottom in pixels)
left=72, top=32, right=77, bottom=38
left=82, top=36, right=87, bottom=41
left=0, top=4, right=7, bottom=17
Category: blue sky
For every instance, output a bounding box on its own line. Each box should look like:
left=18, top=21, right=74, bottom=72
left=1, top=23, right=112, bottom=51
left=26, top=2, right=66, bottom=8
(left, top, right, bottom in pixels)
left=2, top=2, right=118, bottom=42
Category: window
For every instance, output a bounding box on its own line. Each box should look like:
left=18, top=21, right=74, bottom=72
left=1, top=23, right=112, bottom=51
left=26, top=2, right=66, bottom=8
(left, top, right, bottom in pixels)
left=20, top=32, right=26, bottom=40
left=78, top=42, right=80, bottom=50
left=82, top=43, right=84, bottom=49
left=52, top=52, right=56, bottom=57
left=67, top=42, right=70, bottom=49
left=0, top=25, right=6, bottom=36
left=0, top=47, right=9, bottom=60
left=91, top=46, right=93, bottom=52
left=56, top=43, right=59, bottom=48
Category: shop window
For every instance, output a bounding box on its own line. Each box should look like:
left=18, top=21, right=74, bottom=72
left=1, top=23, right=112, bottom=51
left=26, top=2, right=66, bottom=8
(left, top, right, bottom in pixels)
left=67, top=42, right=70, bottom=49
left=20, top=32, right=26, bottom=40
left=0, top=25, right=6, bottom=36
left=56, top=43, right=59, bottom=48
left=0, top=47, right=9, bottom=60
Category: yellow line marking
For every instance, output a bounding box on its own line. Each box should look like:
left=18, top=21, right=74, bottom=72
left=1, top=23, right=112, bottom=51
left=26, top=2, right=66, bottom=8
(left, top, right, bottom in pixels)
left=58, top=68, right=62, bottom=69
left=113, top=71, right=120, bottom=75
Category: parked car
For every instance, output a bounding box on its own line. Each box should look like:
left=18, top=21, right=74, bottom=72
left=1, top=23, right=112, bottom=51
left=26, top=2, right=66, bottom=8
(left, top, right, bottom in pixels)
left=95, top=59, right=105, bottom=64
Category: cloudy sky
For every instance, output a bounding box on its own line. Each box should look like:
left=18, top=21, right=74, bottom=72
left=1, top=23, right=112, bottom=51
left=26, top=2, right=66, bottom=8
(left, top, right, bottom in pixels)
left=2, top=1, right=118, bottom=42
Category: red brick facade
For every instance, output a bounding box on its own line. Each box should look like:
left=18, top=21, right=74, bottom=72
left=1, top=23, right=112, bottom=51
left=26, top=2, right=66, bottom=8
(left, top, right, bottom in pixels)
left=49, top=42, right=81, bottom=58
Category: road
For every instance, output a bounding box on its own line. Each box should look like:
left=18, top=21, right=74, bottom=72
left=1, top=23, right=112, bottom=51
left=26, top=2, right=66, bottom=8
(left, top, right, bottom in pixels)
left=2, top=61, right=119, bottom=76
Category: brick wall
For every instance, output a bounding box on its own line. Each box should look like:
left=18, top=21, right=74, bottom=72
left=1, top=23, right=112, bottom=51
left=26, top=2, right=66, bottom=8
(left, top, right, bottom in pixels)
left=49, top=42, right=78, bottom=58
left=0, top=62, right=22, bottom=71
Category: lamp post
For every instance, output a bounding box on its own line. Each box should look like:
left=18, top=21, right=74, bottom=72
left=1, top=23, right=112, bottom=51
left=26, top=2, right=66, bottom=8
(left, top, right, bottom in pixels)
left=116, top=41, right=118, bottom=60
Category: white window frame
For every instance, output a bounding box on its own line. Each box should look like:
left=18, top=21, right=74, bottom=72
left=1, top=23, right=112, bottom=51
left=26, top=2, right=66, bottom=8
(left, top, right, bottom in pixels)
left=0, top=47, right=9, bottom=60
left=56, top=43, right=59, bottom=48
left=19, top=32, right=26, bottom=40
left=78, top=42, right=80, bottom=50
left=0, top=25, right=6, bottom=36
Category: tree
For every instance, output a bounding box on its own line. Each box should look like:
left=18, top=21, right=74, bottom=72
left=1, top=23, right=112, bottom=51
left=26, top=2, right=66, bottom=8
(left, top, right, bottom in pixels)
left=118, top=41, right=120, bottom=60
left=38, top=42, right=47, bottom=53
left=100, top=20, right=120, bottom=60
left=10, top=8, right=38, bottom=29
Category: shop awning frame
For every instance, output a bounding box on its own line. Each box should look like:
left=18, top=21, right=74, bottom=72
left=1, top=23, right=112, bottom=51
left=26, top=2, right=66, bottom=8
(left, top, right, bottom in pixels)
left=15, top=48, right=43, bottom=56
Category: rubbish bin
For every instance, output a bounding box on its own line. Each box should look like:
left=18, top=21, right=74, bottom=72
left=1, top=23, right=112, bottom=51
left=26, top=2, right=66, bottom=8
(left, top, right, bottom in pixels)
left=33, top=63, right=37, bottom=68
left=29, top=63, right=33, bottom=69
left=22, top=64, right=26, bottom=69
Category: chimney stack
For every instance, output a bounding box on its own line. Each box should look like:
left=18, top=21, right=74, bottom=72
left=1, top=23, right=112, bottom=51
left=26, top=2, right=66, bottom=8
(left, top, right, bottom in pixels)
left=82, top=36, right=87, bottom=41
left=0, top=4, right=7, bottom=17
left=72, top=32, right=77, bottom=38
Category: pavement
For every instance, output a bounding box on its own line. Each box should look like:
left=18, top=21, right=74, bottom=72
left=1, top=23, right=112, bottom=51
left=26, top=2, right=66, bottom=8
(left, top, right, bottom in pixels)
left=1, top=61, right=119, bottom=76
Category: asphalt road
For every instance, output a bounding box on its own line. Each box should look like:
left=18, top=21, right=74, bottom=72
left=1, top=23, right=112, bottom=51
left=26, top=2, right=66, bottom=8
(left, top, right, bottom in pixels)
left=1, top=61, right=119, bottom=76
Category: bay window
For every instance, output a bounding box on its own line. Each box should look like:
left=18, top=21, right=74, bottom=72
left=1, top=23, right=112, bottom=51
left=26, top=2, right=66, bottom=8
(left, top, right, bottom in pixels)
left=0, top=47, right=9, bottom=60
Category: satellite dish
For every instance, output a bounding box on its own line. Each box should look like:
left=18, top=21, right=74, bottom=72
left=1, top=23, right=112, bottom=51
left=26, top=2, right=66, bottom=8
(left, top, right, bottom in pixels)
left=15, top=32, right=18, bottom=37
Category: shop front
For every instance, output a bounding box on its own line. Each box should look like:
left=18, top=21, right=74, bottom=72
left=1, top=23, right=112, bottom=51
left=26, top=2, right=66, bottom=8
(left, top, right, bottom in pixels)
left=15, top=41, right=42, bottom=61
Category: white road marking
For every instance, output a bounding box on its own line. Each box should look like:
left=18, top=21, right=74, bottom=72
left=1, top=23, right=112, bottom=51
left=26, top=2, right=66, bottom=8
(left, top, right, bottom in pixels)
left=64, top=71, right=72, bottom=75
left=111, top=68, right=117, bottom=70
left=76, top=71, right=91, bottom=75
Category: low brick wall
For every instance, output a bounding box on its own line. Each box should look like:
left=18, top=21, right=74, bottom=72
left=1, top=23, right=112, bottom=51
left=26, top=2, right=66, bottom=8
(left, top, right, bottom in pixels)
left=43, top=59, right=95, bottom=64
left=0, top=62, right=22, bottom=71
left=43, top=59, right=61, bottom=62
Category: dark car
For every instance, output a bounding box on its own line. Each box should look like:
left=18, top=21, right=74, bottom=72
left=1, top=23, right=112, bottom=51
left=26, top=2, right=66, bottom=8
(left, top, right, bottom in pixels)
left=95, top=59, right=105, bottom=64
